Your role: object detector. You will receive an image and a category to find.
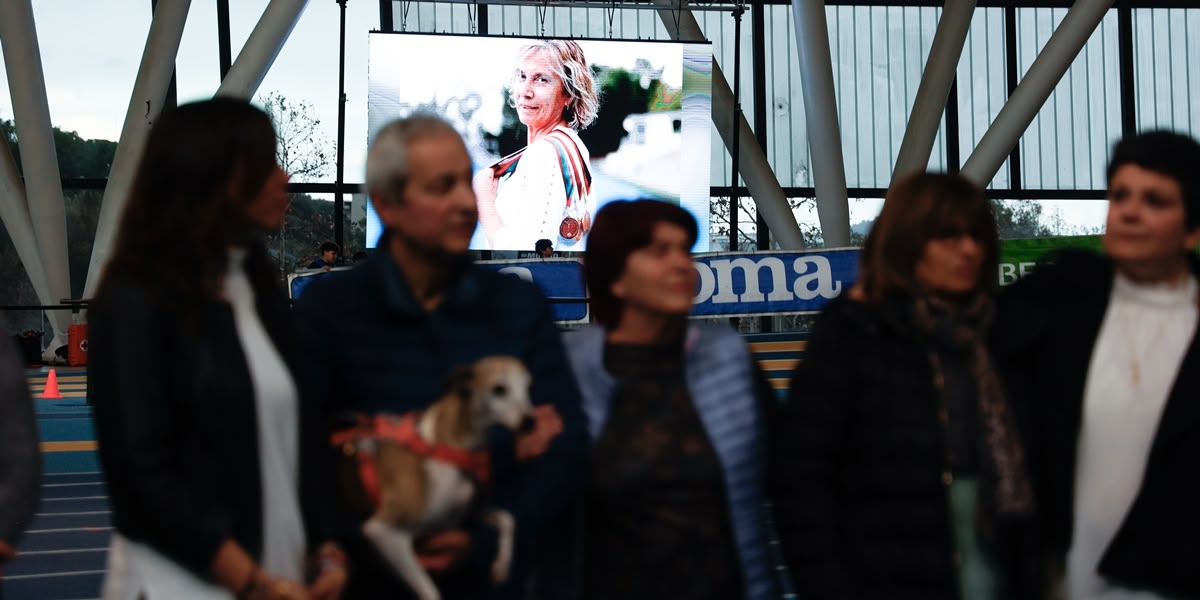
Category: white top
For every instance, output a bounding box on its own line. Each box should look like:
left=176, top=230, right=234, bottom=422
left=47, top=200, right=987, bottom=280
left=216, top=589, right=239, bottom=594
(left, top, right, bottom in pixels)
left=1066, top=272, right=1198, bottom=600
left=223, top=248, right=307, bottom=582
left=102, top=249, right=307, bottom=600
left=493, top=126, right=590, bottom=252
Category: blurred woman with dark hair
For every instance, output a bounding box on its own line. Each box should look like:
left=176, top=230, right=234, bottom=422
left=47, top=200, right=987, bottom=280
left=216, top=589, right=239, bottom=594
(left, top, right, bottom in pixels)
left=997, top=131, right=1200, bottom=598
left=772, top=172, right=1036, bottom=599
left=90, top=98, right=344, bottom=600
left=564, top=200, right=777, bottom=600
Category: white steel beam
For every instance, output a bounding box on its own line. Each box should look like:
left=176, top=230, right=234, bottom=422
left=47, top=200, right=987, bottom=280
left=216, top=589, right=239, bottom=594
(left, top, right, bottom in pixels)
left=790, top=0, right=850, bottom=247
left=961, top=0, right=1113, bottom=187
left=0, top=0, right=71, bottom=346
left=83, top=0, right=192, bottom=300
left=215, top=0, right=309, bottom=99
left=892, top=0, right=976, bottom=181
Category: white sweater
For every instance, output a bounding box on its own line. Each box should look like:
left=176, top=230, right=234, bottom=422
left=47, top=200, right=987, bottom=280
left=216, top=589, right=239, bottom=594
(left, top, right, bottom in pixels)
left=1066, top=272, right=1197, bottom=600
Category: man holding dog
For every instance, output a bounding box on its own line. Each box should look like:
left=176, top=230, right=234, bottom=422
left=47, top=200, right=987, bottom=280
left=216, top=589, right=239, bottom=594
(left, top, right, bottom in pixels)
left=294, top=114, right=587, bottom=599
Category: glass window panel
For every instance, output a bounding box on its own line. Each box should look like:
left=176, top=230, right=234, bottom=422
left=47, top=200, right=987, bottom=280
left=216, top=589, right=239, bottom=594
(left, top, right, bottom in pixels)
left=777, top=196, right=887, bottom=248
left=765, top=6, right=947, bottom=190
left=388, top=1, right=478, bottom=35
left=488, top=4, right=666, bottom=40
left=697, top=8, right=756, bottom=188
left=736, top=196, right=760, bottom=252
left=764, top=5, right=809, bottom=187
left=1134, top=8, right=1200, bottom=139
left=0, top=1, right=148, bottom=143
left=991, top=199, right=1107, bottom=239
left=255, top=1, right=378, bottom=184
left=1015, top=8, right=1120, bottom=190
left=268, top=192, right=334, bottom=278
left=842, top=6, right=948, bottom=187
left=175, top=0, right=260, bottom=105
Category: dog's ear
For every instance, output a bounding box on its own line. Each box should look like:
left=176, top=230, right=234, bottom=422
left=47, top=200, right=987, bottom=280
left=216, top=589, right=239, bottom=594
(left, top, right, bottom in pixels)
left=445, top=365, right=475, bottom=401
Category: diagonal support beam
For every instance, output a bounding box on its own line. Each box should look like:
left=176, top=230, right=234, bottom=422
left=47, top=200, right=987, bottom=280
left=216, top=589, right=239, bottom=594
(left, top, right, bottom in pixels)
left=215, top=0, right=309, bottom=99
left=790, top=0, right=850, bottom=248
left=0, top=0, right=71, bottom=345
left=961, top=0, right=1113, bottom=187
left=654, top=0, right=807, bottom=250
left=0, top=129, right=55, bottom=311
left=83, top=0, right=192, bottom=301
left=893, top=0, right=976, bottom=181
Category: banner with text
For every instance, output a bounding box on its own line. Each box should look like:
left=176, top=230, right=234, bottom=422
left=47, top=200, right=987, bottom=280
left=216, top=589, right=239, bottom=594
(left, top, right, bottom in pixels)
left=289, top=236, right=1102, bottom=318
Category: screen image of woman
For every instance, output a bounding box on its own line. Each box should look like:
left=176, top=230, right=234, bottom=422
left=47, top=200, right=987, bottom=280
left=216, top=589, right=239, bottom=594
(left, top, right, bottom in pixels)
left=475, top=40, right=599, bottom=251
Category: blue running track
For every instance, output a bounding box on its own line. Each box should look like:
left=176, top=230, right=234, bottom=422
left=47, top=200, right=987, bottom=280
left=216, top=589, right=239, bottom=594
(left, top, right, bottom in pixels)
left=4, top=368, right=106, bottom=600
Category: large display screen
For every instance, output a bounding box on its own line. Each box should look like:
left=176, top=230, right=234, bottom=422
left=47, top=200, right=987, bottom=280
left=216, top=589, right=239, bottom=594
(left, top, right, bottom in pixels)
left=366, top=32, right=713, bottom=253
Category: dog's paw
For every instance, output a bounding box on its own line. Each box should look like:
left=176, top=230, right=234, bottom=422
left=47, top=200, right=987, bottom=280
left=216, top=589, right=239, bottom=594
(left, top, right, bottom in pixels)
left=490, top=556, right=511, bottom=586
left=486, top=510, right=516, bottom=586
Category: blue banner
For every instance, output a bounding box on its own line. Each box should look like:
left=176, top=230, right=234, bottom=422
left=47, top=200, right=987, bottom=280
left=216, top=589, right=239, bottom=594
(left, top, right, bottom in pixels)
left=288, top=269, right=342, bottom=300
left=289, top=237, right=1102, bottom=319
left=476, top=259, right=588, bottom=321
left=289, top=261, right=589, bottom=322
left=479, top=249, right=860, bottom=318
left=690, top=249, right=859, bottom=316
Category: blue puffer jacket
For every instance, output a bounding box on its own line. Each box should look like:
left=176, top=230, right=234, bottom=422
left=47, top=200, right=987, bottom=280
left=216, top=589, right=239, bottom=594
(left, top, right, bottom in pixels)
left=565, top=323, right=777, bottom=600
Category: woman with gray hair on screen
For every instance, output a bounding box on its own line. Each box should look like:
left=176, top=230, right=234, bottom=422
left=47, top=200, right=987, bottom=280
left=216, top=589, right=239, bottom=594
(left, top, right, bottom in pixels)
left=475, top=39, right=600, bottom=252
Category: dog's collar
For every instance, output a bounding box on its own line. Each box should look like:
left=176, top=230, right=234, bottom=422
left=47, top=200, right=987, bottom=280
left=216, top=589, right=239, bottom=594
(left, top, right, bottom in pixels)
left=332, top=414, right=491, bottom=485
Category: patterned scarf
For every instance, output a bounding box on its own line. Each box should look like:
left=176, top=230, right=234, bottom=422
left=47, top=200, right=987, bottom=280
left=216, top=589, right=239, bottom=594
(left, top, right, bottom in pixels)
left=911, top=292, right=1035, bottom=541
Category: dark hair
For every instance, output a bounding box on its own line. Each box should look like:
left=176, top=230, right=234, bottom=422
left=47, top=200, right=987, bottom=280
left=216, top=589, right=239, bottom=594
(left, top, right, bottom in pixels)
left=584, top=200, right=698, bottom=328
left=859, top=172, right=998, bottom=302
left=97, top=98, right=280, bottom=314
left=1107, top=130, right=1200, bottom=229
left=352, top=250, right=369, bottom=263
left=534, top=239, right=553, bottom=253
left=319, top=241, right=340, bottom=254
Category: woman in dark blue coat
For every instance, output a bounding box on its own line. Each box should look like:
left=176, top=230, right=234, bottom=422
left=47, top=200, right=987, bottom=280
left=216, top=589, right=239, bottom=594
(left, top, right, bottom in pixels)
left=772, top=173, right=1036, bottom=600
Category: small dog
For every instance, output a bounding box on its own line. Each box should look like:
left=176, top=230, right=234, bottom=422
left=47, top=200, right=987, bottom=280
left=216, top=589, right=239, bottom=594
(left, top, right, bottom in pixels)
left=335, top=356, right=533, bottom=600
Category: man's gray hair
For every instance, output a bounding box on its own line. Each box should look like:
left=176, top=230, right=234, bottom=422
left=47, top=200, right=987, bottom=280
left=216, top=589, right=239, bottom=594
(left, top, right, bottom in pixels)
left=365, top=113, right=462, bottom=202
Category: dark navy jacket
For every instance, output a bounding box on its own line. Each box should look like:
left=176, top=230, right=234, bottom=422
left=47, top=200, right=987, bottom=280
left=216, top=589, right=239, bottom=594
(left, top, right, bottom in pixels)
left=293, top=249, right=588, bottom=599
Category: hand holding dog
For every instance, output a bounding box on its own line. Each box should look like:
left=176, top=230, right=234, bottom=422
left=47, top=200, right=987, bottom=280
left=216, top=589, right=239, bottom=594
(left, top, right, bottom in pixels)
left=307, top=542, right=347, bottom=600
left=242, top=575, right=308, bottom=600
left=515, top=404, right=563, bottom=462
left=416, top=529, right=472, bottom=573
left=307, top=567, right=346, bottom=600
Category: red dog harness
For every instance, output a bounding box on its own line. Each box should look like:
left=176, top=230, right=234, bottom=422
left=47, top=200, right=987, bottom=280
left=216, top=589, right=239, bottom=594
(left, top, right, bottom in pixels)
left=330, top=414, right=491, bottom=507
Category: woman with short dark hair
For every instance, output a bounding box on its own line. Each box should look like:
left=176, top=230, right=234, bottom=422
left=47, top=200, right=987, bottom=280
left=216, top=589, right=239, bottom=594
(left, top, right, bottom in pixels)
left=997, top=130, right=1200, bottom=598
left=773, top=172, right=1036, bottom=600
left=90, top=98, right=344, bottom=600
left=564, top=200, right=777, bottom=600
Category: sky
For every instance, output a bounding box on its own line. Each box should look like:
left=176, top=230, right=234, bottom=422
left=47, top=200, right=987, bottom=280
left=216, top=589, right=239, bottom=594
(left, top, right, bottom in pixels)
left=0, top=0, right=377, bottom=182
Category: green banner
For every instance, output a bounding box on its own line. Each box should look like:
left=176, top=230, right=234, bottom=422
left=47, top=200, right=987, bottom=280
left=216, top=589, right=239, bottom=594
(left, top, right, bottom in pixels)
left=997, top=235, right=1103, bottom=286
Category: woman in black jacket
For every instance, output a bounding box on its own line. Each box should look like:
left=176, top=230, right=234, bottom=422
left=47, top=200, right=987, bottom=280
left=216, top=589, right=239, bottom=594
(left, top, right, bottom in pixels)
left=89, top=99, right=344, bottom=600
left=996, top=131, right=1200, bottom=598
left=772, top=172, right=1036, bottom=600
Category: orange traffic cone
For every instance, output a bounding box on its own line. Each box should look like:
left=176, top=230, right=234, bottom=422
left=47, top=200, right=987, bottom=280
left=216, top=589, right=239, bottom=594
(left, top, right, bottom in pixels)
left=41, top=369, right=63, bottom=399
